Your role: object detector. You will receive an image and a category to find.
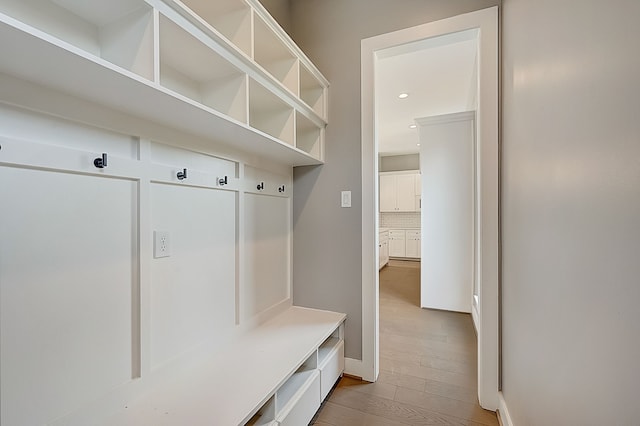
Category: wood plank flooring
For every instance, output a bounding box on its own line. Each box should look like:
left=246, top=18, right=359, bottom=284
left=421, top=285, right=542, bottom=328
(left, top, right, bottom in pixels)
left=312, top=260, right=498, bottom=426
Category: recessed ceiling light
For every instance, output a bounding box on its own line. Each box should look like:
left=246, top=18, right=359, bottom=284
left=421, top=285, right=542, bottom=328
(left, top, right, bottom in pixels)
left=417, top=143, right=421, bottom=146
left=398, top=93, right=409, bottom=99
left=409, top=124, right=417, bottom=129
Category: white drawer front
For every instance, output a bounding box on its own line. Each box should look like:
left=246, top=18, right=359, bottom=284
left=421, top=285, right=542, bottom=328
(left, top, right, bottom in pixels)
left=319, top=340, right=345, bottom=401
left=276, top=371, right=320, bottom=426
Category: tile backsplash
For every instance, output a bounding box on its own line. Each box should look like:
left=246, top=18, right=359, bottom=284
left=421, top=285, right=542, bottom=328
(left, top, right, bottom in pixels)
left=380, top=212, right=421, bottom=228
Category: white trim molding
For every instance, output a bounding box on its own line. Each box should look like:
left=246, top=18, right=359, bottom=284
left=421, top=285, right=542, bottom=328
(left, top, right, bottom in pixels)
left=498, top=392, right=514, bottom=426
left=361, top=6, right=499, bottom=408
left=344, top=357, right=366, bottom=379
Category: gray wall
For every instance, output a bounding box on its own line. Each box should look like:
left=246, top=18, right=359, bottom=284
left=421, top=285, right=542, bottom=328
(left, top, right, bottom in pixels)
left=502, top=0, right=640, bottom=423
left=380, top=154, right=420, bottom=172
left=289, top=0, right=498, bottom=359
left=260, top=0, right=292, bottom=35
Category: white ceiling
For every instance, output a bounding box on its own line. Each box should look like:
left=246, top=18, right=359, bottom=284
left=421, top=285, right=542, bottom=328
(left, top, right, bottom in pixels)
left=376, top=30, right=478, bottom=156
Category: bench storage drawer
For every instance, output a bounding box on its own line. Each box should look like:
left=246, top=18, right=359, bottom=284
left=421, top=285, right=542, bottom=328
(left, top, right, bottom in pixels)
left=275, top=369, right=320, bottom=426
left=318, top=338, right=345, bottom=400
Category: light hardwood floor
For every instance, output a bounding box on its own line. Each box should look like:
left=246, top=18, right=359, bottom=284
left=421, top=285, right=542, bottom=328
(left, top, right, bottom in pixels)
left=312, top=260, right=498, bottom=426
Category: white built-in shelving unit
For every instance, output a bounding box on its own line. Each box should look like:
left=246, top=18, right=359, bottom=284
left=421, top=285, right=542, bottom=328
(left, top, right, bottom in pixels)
left=0, top=1, right=341, bottom=425
left=0, top=0, right=329, bottom=166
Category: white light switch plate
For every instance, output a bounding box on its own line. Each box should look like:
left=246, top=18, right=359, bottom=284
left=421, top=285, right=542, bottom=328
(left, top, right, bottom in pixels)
left=341, top=191, right=352, bottom=208
left=154, top=231, right=171, bottom=258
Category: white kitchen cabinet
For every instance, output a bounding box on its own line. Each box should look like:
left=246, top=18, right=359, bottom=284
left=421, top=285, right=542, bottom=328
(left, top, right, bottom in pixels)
left=388, top=229, right=421, bottom=259
left=406, top=230, right=421, bottom=259
left=379, top=171, right=420, bottom=212
left=379, top=174, right=397, bottom=212
left=415, top=174, right=422, bottom=211
left=379, top=230, right=389, bottom=269
left=389, top=230, right=406, bottom=257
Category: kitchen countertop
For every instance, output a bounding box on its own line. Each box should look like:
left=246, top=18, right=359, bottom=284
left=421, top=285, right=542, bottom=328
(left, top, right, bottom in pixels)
left=382, top=227, right=421, bottom=230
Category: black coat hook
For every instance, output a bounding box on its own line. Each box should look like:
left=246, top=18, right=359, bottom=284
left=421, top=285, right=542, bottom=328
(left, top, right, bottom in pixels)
left=257, top=181, right=264, bottom=191
left=278, top=185, right=285, bottom=193
left=177, top=168, right=187, bottom=180
left=94, top=153, right=107, bottom=168
left=218, top=176, right=228, bottom=186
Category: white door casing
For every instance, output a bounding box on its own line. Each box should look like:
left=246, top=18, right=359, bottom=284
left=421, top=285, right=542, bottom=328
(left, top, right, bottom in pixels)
left=360, top=6, right=498, bottom=410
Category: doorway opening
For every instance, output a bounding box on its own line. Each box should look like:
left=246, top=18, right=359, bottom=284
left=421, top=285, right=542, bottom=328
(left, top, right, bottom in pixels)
left=360, top=7, right=499, bottom=410
left=375, top=28, right=479, bottom=314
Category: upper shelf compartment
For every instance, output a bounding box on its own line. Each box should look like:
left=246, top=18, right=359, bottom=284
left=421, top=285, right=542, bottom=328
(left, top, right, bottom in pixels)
left=253, top=12, right=298, bottom=96
left=0, top=0, right=154, bottom=80
left=171, top=0, right=252, bottom=57
left=300, top=63, right=326, bottom=119
left=247, top=0, right=328, bottom=121
left=159, top=14, right=248, bottom=124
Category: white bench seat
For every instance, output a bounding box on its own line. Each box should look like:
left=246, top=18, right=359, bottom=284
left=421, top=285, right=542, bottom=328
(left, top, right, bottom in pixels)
left=103, top=306, right=346, bottom=426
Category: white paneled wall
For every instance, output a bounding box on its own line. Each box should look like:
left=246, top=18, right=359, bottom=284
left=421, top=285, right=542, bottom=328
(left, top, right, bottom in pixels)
left=0, top=168, right=137, bottom=425
left=149, top=183, right=237, bottom=369
left=243, top=192, right=291, bottom=319
left=0, top=103, right=292, bottom=425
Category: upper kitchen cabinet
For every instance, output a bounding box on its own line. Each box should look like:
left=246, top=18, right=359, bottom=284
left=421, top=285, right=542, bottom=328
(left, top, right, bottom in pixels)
left=0, top=0, right=329, bottom=166
left=380, top=171, right=420, bottom=212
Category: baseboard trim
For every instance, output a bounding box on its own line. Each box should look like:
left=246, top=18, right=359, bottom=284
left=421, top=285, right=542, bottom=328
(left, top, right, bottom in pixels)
left=471, top=304, right=479, bottom=335
left=344, top=357, right=366, bottom=380
left=497, top=392, right=514, bottom=426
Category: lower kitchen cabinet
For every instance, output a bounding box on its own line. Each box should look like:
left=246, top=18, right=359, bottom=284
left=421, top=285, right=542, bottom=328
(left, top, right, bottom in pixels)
left=389, top=229, right=421, bottom=259
left=406, top=230, right=421, bottom=258
left=379, top=230, right=389, bottom=269
left=389, top=230, right=406, bottom=257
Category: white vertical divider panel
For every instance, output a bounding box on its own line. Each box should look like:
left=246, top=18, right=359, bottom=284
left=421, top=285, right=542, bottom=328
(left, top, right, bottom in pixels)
left=137, top=138, right=152, bottom=378
left=249, top=6, right=255, bottom=59
left=152, top=9, right=160, bottom=83
left=236, top=162, right=246, bottom=325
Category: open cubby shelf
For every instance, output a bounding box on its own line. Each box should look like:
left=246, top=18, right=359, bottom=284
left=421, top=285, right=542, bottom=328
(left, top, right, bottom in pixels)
left=318, top=336, right=342, bottom=364
left=296, top=111, right=322, bottom=159
left=253, top=13, right=299, bottom=96
left=0, top=0, right=328, bottom=166
left=300, top=63, right=326, bottom=118
left=1, top=0, right=155, bottom=80
left=250, top=79, right=295, bottom=146
left=159, top=14, right=248, bottom=123
left=176, top=0, right=252, bottom=56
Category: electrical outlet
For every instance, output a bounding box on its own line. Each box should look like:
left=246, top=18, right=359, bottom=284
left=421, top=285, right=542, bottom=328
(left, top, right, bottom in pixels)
left=154, top=231, right=170, bottom=258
